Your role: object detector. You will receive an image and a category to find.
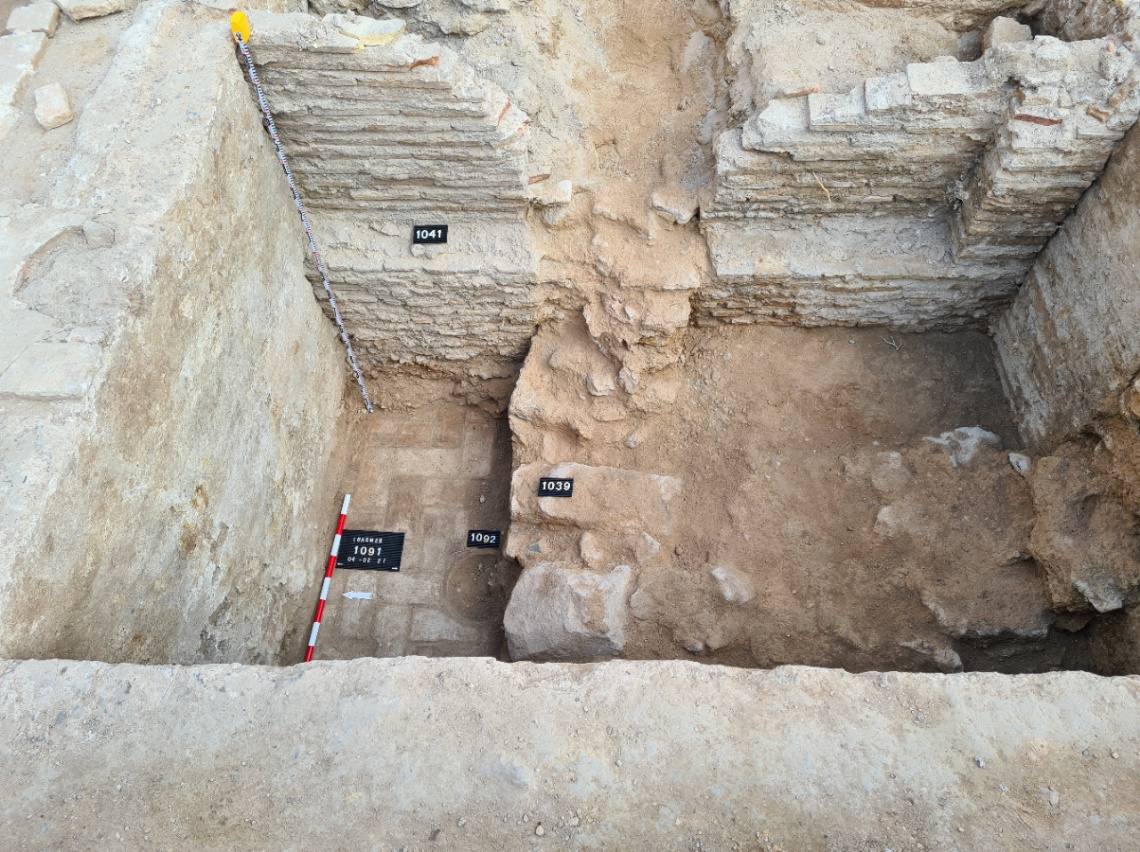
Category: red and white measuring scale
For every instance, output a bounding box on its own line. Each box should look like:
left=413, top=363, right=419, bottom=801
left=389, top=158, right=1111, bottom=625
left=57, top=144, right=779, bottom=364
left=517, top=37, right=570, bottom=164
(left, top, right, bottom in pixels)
left=303, top=494, right=351, bottom=662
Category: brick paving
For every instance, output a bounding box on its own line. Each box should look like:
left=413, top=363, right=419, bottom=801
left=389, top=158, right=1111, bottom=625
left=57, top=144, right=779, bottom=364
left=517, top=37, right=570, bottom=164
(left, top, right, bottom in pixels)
left=315, top=401, right=518, bottom=659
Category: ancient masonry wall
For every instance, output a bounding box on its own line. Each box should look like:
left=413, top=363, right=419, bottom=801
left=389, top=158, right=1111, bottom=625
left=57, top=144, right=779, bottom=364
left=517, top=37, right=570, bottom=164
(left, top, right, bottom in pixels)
left=249, top=12, right=539, bottom=378
left=991, top=0, right=1140, bottom=448
left=994, top=116, right=1140, bottom=448
left=0, top=1, right=348, bottom=664
left=697, top=12, right=1140, bottom=329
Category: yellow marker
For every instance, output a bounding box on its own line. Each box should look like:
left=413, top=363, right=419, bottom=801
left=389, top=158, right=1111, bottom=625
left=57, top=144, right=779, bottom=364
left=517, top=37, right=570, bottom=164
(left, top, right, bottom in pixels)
left=230, top=10, right=251, bottom=44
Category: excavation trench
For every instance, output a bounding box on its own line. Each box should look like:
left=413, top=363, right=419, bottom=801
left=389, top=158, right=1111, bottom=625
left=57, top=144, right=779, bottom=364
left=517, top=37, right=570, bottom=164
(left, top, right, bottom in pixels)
left=5, top=0, right=1140, bottom=845
left=2, top=0, right=1139, bottom=678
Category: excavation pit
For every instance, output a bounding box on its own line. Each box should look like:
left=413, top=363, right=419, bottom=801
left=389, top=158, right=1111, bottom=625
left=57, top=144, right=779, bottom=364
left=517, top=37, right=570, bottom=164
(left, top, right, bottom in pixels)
left=2, top=0, right=1140, bottom=845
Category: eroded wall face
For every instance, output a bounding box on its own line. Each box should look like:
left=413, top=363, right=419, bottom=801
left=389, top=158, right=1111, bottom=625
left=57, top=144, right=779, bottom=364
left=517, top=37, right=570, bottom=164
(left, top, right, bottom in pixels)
left=994, top=118, right=1140, bottom=449
left=0, top=2, right=348, bottom=664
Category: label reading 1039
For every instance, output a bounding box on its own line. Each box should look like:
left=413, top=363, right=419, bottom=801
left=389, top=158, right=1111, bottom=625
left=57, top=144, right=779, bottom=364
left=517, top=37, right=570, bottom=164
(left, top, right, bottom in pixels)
left=537, top=477, right=574, bottom=498
left=467, top=529, right=501, bottom=548
left=412, top=225, right=448, bottom=244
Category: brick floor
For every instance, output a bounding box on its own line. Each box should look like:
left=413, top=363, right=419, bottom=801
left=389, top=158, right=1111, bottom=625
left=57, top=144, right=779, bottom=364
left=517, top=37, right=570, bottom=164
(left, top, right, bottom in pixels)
left=315, top=400, right=518, bottom=659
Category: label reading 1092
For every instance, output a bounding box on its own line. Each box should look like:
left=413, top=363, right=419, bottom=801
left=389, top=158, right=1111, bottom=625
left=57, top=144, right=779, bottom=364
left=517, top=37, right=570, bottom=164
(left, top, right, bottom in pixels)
left=412, top=225, right=448, bottom=244
left=467, top=529, right=501, bottom=549
left=537, top=477, right=574, bottom=498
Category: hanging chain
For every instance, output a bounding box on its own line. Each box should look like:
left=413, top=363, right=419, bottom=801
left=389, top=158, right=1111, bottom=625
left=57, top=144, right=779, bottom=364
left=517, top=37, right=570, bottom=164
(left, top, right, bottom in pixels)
left=234, top=33, right=374, bottom=414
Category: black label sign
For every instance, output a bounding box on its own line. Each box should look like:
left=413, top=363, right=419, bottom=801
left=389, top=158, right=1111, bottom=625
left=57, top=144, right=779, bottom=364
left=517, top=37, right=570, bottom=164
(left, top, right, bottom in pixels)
left=337, top=530, right=404, bottom=571
left=467, top=529, right=501, bottom=549
left=412, top=225, right=448, bottom=244
left=537, top=477, right=574, bottom=498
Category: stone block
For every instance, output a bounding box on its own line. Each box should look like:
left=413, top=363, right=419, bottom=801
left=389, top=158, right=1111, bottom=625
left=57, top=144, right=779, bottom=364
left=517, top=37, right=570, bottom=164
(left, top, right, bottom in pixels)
left=907, top=59, right=987, bottom=98
left=6, top=2, right=60, bottom=35
left=504, top=563, right=633, bottom=660
left=864, top=72, right=912, bottom=112
left=512, top=461, right=683, bottom=536
left=744, top=97, right=808, bottom=149
left=983, top=16, right=1032, bottom=51
left=33, top=81, right=71, bottom=129
left=54, top=0, right=127, bottom=22
left=323, top=12, right=404, bottom=46
left=0, top=341, right=99, bottom=400
left=807, top=87, right=866, bottom=130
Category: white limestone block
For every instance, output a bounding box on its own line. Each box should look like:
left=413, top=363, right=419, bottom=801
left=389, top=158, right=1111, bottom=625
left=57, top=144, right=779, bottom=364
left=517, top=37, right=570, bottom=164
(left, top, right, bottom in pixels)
left=33, top=81, right=71, bottom=129
left=323, top=12, right=404, bottom=46
left=865, top=72, right=912, bottom=112
left=983, top=16, right=1032, bottom=51
left=6, top=2, right=60, bottom=35
left=0, top=31, right=47, bottom=140
left=0, top=341, right=99, bottom=400
left=808, top=87, right=866, bottom=129
left=54, top=0, right=127, bottom=23
left=907, top=59, right=986, bottom=97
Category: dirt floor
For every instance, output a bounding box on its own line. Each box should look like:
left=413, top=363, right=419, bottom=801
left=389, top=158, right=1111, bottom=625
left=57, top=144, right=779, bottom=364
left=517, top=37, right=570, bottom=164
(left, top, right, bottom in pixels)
left=509, top=320, right=1091, bottom=672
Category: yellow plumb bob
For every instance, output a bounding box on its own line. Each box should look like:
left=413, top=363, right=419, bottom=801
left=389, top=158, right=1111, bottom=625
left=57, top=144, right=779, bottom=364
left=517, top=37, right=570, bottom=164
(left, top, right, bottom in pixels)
left=230, top=10, right=251, bottom=43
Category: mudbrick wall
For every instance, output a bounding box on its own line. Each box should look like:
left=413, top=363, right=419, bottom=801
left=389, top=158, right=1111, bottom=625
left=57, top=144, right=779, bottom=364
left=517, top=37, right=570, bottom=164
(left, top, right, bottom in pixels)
left=0, top=1, right=349, bottom=664
left=249, top=11, right=539, bottom=380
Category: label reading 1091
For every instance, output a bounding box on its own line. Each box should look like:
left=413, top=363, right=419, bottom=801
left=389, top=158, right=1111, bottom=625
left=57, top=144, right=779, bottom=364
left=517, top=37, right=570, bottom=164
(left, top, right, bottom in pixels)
left=467, top=529, right=501, bottom=549
left=537, top=477, right=574, bottom=498
left=412, top=225, right=448, bottom=244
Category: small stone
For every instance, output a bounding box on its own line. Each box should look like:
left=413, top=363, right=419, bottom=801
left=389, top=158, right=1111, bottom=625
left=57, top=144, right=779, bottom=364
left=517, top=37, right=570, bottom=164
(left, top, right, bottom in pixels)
left=975, top=756, right=986, bottom=768
left=1123, top=379, right=1140, bottom=420
left=55, top=0, right=127, bottom=22
left=1008, top=452, right=1031, bottom=477
left=624, top=432, right=640, bottom=449
left=634, top=533, right=660, bottom=564
left=586, top=370, right=615, bottom=397
left=535, top=824, right=545, bottom=836
left=618, top=366, right=639, bottom=394
left=34, top=82, right=72, bottom=130
left=578, top=531, right=606, bottom=569
left=6, top=2, right=59, bottom=35
left=650, top=188, right=698, bottom=225
left=710, top=565, right=755, bottom=605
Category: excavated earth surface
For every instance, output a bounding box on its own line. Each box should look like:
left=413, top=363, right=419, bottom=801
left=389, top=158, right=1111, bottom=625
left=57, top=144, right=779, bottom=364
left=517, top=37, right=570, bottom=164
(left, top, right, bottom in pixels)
left=3, top=658, right=1140, bottom=850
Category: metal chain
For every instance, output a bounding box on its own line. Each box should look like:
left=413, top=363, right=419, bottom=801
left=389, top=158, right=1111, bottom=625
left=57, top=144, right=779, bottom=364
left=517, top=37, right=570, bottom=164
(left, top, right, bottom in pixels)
left=234, top=34, right=374, bottom=413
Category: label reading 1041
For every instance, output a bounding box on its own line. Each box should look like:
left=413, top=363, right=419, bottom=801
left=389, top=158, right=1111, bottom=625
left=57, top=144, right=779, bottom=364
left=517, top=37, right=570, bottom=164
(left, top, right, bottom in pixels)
left=537, top=477, right=574, bottom=498
left=467, top=529, right=501, bottom=549
left=412, top=225, right=448, bottom=244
